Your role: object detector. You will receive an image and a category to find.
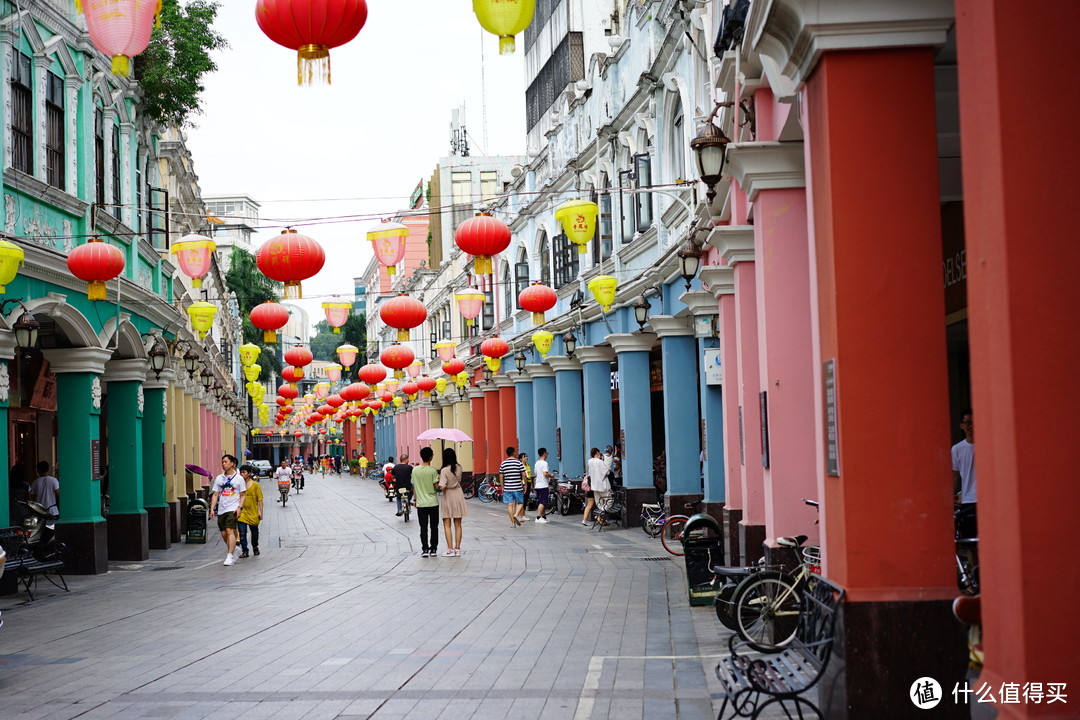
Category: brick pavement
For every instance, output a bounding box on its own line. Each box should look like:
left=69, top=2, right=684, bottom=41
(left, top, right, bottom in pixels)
left=0, top=472, right=782, bottom=719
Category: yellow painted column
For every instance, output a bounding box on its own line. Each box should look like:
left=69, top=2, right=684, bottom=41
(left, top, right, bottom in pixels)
left=453, top=398, right=473, bottom=473
left=427, top=402, right=444, bottom=460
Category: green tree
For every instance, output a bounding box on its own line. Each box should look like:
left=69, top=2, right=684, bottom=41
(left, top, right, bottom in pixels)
left=224, top=247, right=283, bottom=383
left=309, top=314, right=367, bottom=366
left=135, top=0, right=228, bottom=127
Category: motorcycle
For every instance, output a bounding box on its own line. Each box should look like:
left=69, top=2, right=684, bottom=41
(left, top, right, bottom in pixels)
left=18, top=500, right=63, bottom=562
left=277, top=478, right=291, bottom=506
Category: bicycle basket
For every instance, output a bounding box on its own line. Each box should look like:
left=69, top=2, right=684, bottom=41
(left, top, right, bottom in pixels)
left=803, top=545, right=822, bottom=575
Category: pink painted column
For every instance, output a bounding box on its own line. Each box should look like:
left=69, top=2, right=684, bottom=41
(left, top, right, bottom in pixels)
left=727, top=126, right=819, bottom=546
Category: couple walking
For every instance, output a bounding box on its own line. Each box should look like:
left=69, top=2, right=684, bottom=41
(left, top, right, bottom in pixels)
left=411, top=446, right=468, bottom=557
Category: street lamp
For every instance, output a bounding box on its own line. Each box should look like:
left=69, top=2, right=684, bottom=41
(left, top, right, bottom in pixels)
left=200, top=368, right=212, bottom=389
left=147, top=336, right=169, bottom=379
left=13, top=308, right=39, bottom=349
left=632, top=294, right=651, bottom=329
left=677, top=241, right=704, bottom=290
left=563, top=329, right=577, bottom=356
left=183, top=347, right=198, bottom=375
left=513, top=351, right=526, bottom=373
left=690, top=104, right=732, bottom=205
left=482, top=365, right=493, bottom=382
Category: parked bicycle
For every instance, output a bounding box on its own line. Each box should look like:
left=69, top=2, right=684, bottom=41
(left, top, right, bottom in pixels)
left=640, top=498, right=667, bottom=537
left=955, top=506, right=979, bottom=595
left=461, top=474, right=479, bottom=500
left=659, top=501, right=707, bottom=556
left=477, top=475, right=502, bottom=504
left=731, top=535, right=821, bottom=652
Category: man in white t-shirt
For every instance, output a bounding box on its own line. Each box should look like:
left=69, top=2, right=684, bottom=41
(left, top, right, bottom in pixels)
left=533, top=448, right=552, bottom=523
left=951, top=411, right=977, bottom=538
left=209, top=454, right=247, bottom=566
left=30, top=461, right=60, bottom=516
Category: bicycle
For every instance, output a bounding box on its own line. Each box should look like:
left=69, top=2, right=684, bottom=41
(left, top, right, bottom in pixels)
left=640, top=498, right=667, bottom=537
left=478, top=475, right=502, bottom=503
left=397, top=487, right=412, bottom=522
left=659, top=501, right=706, bottom=556
left=731, top=535, right=820, bottom=652
left=461, top=474, right=478, bottom=500
left=955, top=507, right=979, bottom=595
left=551, top=474, right=576, bottom=516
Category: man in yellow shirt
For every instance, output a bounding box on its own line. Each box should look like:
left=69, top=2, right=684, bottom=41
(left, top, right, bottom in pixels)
left=237, top=464, right=264, bottom=558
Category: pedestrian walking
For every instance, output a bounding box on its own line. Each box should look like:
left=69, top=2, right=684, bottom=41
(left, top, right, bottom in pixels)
left=438, top=447, right=466, bottom=556
left=516, top=452, right=532, bottom=523
left=952, top=410, right=978, bottom=538
left=30, top=461, right=60, bottom=516
left=209, top=455, right=247, bottom=566
left=237, top=464, right=263, bottom=558
left=499, top=447, right=527, bottom=528
left=359, top=455, right=369, bottom=476
left=586, top=447, right=614, bottom=526
left=533, top=448, right=552, bottom=522
left=392, top=454, right=413, bottom=516
left=412, top=447, right=440, bottom=557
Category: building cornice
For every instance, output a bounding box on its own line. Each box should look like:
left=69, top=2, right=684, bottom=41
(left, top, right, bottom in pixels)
left=545, top=355, right=582, bottom=373
left=4, top=168, right=89, bottom=216
left=648, top=315, right=694, bottom=338
left=699, top=265, right=736, bottom=297
left=706, top=226, right=755, bottom=265
left=492, top=375, right=515, bottom=388
left=606, top=333, right=658, bottom=354
left=524, top=363, right=555, bottom=379
left=724, top=142, right=805, bottom=202
left=42, top=346, right=113, bottom=374
left=510, top=372, right=533, bottom=384
left=104, top=358, right=150, bottom=383
left=0, top=331, right=15, bottom=361
left=679, top=289, right=720, bottom=317
left=573, top=346, right=616, bottom=364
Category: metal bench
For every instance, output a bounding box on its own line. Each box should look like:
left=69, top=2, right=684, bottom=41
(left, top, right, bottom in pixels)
left=715, top=576, right=843, bottom=719
left=0, top=526, right=68, bottom=601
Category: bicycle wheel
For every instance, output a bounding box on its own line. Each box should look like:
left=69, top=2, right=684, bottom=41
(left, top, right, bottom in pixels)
left=403, top=502, right=411, bottom=522
left=732, top=571, right=801, bottom=652
left=660, top=516, right=689, bottom=556
left=557, top=492, right=570, bottom=516
left=641, top=513, right=663, bottom=537
left=462, top=479, right=477, bottom=500
left=714, top=581, right=748, bottom=631
left=478, top=483, right=496, bottom=503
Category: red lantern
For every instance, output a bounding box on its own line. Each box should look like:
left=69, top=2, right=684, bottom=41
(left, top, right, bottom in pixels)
left=318, top=404, right=335, bottom=416
left=250, top=302, right=291, bottom=342
left=276, top=397, right=290, bottom=407
left=327, top=394, right=345, bottom=408
left=455, top=213, right=511, bottom=275
left=294, top=430, right=304, bottom=438
left=282, top=366, right=305, bottom=384
left=83, top=0, right=160, bottom=77
left=518, top=282, right=557, bottom=325
left=379, top=294, right=428, bottom=342
left=67, top=238, right=125, bottom=301
left=380, top=343, right=415, bottom=379
left=281, top=405, right=294, bottom=415
left=417, top=376, right=437, bottom=396
left=308, top=412, right=324, bottom=423
left=278, top=384, right=299, bottom=400
left=358, top=363, right=386, bottom=385
left=369, top=400, right=384, bottom=411
left=380, top=391, right=393, bottom=403
left=284, top=346, right=314, bottom=368
left=255, top=0, right=369, bottom=85
left=255, top=229, right=326, bottom=299
left=442, top=359, right=466, bottom=376
left=402, top=381, right=420, bottom=397
left=481, top=337, right=509, bottom=374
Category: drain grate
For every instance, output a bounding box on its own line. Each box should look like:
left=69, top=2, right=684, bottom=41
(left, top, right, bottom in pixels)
left=639, top=557, right=671, bottom=562
left=150, top=566, right=185, bottom=571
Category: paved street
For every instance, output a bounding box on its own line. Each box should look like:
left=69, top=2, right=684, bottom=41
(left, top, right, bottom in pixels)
left=0, top=472, right=738, bottom=719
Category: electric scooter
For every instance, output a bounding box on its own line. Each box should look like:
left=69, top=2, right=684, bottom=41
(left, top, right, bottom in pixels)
left=18, top=500, right=63, bottom=562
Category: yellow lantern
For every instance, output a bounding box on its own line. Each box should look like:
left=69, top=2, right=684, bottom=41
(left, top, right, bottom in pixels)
left=186, top=301, right=217, bottom=339
left=587, top=275, right=618, bottom=312
left=473, top=0, right=535, bottom=54
left=239, top=343, right=261, bottom=366
left=259, top=406, right=269, bottom=424
left=454, top=371, right=469, bottom=388
left=250, top=428, right=260, bottom=436
left=246, top=381, right=260, bottom=395
left=484, top=356, right=501, bottom=374
left=0, top=239, right=25, bottom=293
left=531, top=330, right=554, bottom=358
left=435, top=377, right=448, bottom=395
left=392, top=396, right=403, bottom=408
left=243, top=364, right=261, bottom=383
left=554, top=199, right=599, bottom=254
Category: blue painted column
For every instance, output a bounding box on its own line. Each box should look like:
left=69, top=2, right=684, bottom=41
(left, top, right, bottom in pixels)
left=513, top=375, right=535, bottom=458
left=576, top=346, right=617, bottom=453
left=608, top=333, right=657, bottom=527
left=698, top=336, right=726, bottom=504
left=651, top=316, right=702, bottom=498
left=105, top=358, right=150, bottom=561
left=0, top=335, right=13, bottom=527
left=548, top=355, right=585, bottom=476
left=527, top=364, right=558, bottom=473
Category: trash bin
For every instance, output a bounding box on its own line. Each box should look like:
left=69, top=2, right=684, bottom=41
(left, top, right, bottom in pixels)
left=682, top=513, right=724, bottom=606
left=186, top=498, right=209, bottom=544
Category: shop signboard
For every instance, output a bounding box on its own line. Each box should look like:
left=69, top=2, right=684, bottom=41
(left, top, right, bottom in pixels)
left=823, top=359, right=840, bottom=477
left=703, top=349, right=723, bottom=385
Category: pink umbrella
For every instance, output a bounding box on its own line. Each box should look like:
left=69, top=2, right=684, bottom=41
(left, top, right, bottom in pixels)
left=416, top=428, right=473, bottom=443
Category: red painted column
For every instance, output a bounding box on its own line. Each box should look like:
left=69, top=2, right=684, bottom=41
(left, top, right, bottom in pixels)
left=469, top=388, right=487, bottom=474
left=484, top=386, right=501, bottom=474
left=805, top=48, right=960, bottom=717
left=956, top=1, right=1080, bottom=710
left=496, top=380, right=516, bottom=455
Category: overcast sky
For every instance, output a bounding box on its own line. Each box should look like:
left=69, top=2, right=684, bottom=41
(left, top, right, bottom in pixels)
left=185, top=1, right=526, bottom=328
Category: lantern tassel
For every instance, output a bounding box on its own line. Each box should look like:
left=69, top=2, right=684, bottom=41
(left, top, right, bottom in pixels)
left=386, top=266, right=397, bottom=275
left=297, top=44, right=331, bottom=86
left=74, top=0, right=82, bottom=13
left=112, top=55, right=131, bottom=77
left=499, top=36, right=516, bottom=55
left=263, top=330, right=277, bottom=343
left=532, top=312, right=544, bottom=324
left=333, top=327, right=341, bottom=334
left=397, top=329, right=409, bottom=342
left=577, top=244, right=588, bottom=254
left=192, top=278, right=203, bottom=288
left=87, top=281, right=106, bottom=301
left=283, top=281, right=302, bottom=299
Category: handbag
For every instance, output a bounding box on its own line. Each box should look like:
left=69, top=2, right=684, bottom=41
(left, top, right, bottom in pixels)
left=581, top=476, right=591, bottom=492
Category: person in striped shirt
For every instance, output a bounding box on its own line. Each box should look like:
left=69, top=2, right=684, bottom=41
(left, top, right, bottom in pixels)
left=499, top=447, right=527, bottom=528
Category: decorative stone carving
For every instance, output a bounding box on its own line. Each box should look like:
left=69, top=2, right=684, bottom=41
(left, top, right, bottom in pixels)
left=0, top=362, right=9, bottom=403
left=91, top=376, right=102, bottom=409
left=163, top=393, right=168, bottom=415
left=137, top=387, right=144, bottom=413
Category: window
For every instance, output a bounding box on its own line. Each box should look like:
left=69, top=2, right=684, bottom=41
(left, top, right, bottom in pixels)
left=135, top=165, right=144, bottom=235
left=592, top=175, right=613, bottom=265
left=95, top=110, right=105, bottom=206
left=451, top=171, right=472, bottom=229
left=480, top=171, right=499, bottom=202
left=634, top=154, right=653, bottom=232
left=45, top=73, right=65, bottom=188
left=482, top=290, right=495, bottom=331
left=111, top=124, right=121, bottom=219
left=502, top=262, right=512, bottom=321
left=537, top=232, right=550, bottom=286
left=10, top=50, right=32, bottom=175
left=514, top=252, right=530, bottom=302
left=553, top=233, right=579, bottom=289
left=671, top=100, right=686, bottom=183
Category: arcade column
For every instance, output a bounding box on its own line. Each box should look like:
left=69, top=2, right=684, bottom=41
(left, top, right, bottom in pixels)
left=511, top=372, right=534, bottom=458
left=482, top=382, right=501, bottom=468
left=426, top=399, right=444, bottom=460
left=42, top=347, right=113, bottom=574
left=0, top=333, right=14, bottom=527
left=650, top=316, right=702, bottom=513
left=547, top=355, right=584, bottom=476
left=525, top=364, right=557, bottom=473
left=452, top=396, right=473, bottom=474
left=606, top=333, right=657, bottom=527
left=104, top=358, right=150, bottom=561
left=575, top=346, right=616, bottom=455
left=494, top=376, right=516, bottom=457
left=468, top=387, right=487, bottom=474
